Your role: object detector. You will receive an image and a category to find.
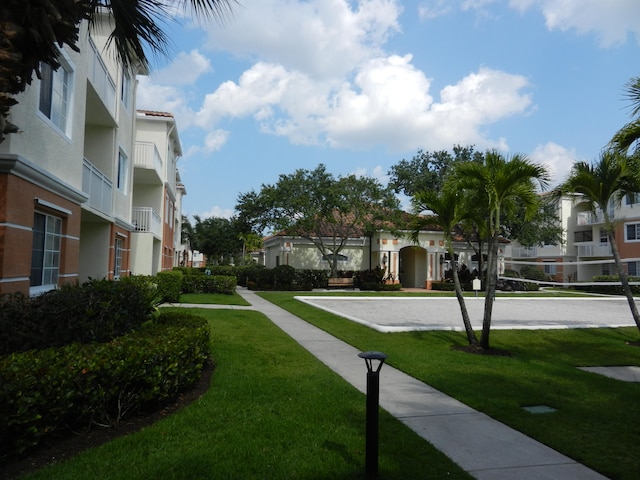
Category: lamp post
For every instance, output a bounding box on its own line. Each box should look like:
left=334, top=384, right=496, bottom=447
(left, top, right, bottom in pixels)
left=358, top=351, right=387, bottom=478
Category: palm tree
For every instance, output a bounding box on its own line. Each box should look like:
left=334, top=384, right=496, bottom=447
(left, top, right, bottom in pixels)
left=0, top=0, right=236, bottom=142
left=450, top=151, right=550, bottom=349
left=557, top=151, right=640, bottom=332
left=411, top=189, right=479, bottom=347
left=611, top=76, right=640, bottom=155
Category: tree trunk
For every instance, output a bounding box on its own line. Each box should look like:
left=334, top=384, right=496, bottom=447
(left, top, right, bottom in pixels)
left=450, top=249, right=478, bottom=346
left=608, top=229, right=640, bottom=331
left=479, top=235, right=498, bottom=349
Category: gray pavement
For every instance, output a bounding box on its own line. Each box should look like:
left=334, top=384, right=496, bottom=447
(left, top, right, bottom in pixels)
left=295, top=295, right=637, bottom=332
left=217, top=288, right=611, bottom=480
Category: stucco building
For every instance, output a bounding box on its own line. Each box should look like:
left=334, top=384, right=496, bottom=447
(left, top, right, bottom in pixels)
left=0, top=12, right=184, bottom=295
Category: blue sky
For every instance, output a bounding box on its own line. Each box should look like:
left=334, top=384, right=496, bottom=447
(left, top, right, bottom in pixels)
left=136, top=0, right=640, bottom=221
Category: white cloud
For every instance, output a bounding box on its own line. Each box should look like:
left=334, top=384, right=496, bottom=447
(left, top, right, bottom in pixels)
left=145, top=1, right=536, bottom=156
left=199, top=205, right=235, bottom=219
left=152, top=50, right=212, bottom=85
left=203, top=129, right=229, bottom=151
left=528, top=142, right=582, bottom=187
left=136, top=77, right=187, bottom=114
left=509, top=0, right=640, bottom=46
left=136, top=50, right=214, bottom=128
left=194, top=50, right=531, bottom=150
left=203, top=0, right=402, bottom=77
left=418, top=1, right=453, bottom=20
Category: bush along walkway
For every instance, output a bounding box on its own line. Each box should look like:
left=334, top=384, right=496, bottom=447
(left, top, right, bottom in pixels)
left=234, top=287, right=608, bottom=480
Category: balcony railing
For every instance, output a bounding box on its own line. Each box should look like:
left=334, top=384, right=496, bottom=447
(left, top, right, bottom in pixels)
left=511, top=247, right=538, bottom=258
left=88, top=37, right=116, bottom=117
left=511, top=245, right=566, bottom=258
left=132, top=207, right=162, bottom=237
left=577, top=242, right=612, bottom=257
left=82, top=158, right=112, bottom=215
left=134, top=141, right=163, bottom=174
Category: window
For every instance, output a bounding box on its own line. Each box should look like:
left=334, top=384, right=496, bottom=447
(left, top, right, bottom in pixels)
left=117, top=150, right=128, bottom=191
left=625, top=223, right=640, bottom=242
left=626, top=194, right=640, bottom=206
left=543, top=261, right=556, bottom=275
left=39, top=59, right=73, bottom=134
left=114, top=238, right=123, bottom=278
left=120, top=69, right=132, bottom=109
left=574, top=230, right=593, bottom=243
left=31, top=212, right=62, bottom=290
left=628, top=261, right=640, bottom=277
left=599, top=229, right=609, bottom=244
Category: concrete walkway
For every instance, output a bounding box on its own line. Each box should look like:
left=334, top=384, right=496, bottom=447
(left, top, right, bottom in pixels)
left=183, top=288, right=610, bottom=479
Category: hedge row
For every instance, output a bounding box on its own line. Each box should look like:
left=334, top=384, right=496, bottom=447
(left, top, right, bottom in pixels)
left=572, top=275, right=640, bottom=295
left=0, top=277, right=160, bottom=355
left=157, top=270, right=237, bottom=302
left=0, top=311, right=210, bottom=460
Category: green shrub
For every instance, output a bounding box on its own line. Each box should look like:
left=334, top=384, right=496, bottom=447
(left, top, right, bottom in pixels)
left=431, top=281, right=456, bottom=291
left=273, top=265, right=296, bottom=290
left=574, top=275, right=640, bottom=295
left=0, top=278, right=160, bottom=355
left=520, top=265, right=547, bottom=282
left=295, top=270, right=328, bottom=290
left=236, top=264, right=266, bottom=287
left=354, top=267, right=385, bottom=290
left=0, top=311, right=209, bottom=460
left=157, top=270, right=183, bottom=302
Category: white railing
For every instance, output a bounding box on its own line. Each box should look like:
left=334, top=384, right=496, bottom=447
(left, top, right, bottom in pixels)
left=82, top=158, right=112, bottom=215
left=576, top=208, right=616, bottom=225
left=134, top=141, right=163, bottom=175
left=132, top=207, right=162, bottom=237
left=88, top=37, right=116, bottom=116
left=577, top=242, right=611, bottom=257
left=511, top=247, right=538, bottom=258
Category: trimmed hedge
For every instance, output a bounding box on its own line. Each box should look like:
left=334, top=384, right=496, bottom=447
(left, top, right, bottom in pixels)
left=157, top=270, right=183, bottom=303
left=0, top=278, right=160, bottom=355
left=572, top=275, right=640, bottom=295
left=0, top=311, right=209, bottom=460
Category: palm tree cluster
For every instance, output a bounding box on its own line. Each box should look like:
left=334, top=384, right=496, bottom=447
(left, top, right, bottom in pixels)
left=411, top=151, right=550, bottom=350
left=0, top=0, right=235, bottom=142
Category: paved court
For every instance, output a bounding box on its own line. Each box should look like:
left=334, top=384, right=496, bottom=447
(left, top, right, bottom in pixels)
left=295, top=296, right=638, bottom=332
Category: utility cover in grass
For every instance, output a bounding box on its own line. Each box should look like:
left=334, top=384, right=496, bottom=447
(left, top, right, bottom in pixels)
left=522, top=405, right=557, bottom=414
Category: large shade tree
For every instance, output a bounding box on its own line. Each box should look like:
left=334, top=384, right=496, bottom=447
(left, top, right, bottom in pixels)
left=556, top=151, right=640, bottom=333
left=450, top=151, right=550, bottom=350
left=236, top=164, right=401, bottom=278
left=192, top=215, right=249, bottom=265
left=0, top=0, right=235, bottom=141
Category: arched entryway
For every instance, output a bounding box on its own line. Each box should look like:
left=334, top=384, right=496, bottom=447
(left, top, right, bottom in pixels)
left=399, top=246, right=427, bottom=288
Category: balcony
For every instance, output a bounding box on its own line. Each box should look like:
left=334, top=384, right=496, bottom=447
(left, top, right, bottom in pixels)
left=577, top=242, right=612, bottom=257
left=511, top=245, right=566, bottom=258
left=132, top=207, right=162, bottom=237
left=511, top=247, right=538, bottom=258
left=82, top=158, right=112, bottom=216
left=134, top=142, right=164, bottom=184
left=87, top=37, right=116, bottom=119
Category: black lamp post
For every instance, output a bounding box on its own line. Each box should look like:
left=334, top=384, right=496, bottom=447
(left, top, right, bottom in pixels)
left=358, top=351, right=387, bottom=478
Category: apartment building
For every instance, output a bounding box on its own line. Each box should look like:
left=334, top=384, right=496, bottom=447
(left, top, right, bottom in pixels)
left=130, top=110, right=184, bottom=276
left=0, top=12, right=184, bottom=295
left=506, top=194, right=640, bottom=283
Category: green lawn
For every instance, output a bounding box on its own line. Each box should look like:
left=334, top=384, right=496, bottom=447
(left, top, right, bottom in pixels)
left=260, top=291, right=640, bottom=480
left=21, top=307, right=471, bottom=480
left=21, top=290, right=640, bottom=479
left=177, top=292, right=251, bottom=305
